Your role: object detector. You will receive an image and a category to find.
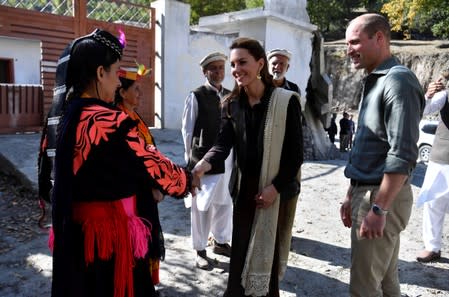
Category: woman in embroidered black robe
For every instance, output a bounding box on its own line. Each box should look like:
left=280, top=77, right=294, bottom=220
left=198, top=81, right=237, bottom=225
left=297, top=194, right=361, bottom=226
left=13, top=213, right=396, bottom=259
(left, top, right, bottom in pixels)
left=115, top=67, right=165, bottom=285
left=51, top=30, right=197, bottom=297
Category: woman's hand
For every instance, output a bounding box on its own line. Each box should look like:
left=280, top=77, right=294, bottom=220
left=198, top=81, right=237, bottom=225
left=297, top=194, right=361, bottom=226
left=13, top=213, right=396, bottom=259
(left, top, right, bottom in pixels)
left=190, top=171, right=201, bottom=197
left=152, top=188, right=164, bottom=203
left=192, top=159, right=211, bottom=178
left=255, top=184, right=278, bottom=209
left=189, top=159, right=210, bottom=196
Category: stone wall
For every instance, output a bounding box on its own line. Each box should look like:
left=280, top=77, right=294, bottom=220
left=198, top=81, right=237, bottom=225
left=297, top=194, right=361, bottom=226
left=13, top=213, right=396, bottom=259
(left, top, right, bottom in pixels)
left=324, top=40, right=449, bottom=110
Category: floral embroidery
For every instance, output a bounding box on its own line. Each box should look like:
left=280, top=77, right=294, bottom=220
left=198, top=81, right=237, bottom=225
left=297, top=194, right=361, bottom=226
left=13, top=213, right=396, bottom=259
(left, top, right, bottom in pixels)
left=126, top=130, right=187, bottom=196
left=73, top=104, right=187, bottom=197
left=73, top=106, right=127, bottom=174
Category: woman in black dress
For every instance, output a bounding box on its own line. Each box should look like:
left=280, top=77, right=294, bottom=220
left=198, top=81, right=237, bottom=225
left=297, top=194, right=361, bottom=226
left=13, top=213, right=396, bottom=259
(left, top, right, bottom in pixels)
left=193, top=37, right=303, bottom=297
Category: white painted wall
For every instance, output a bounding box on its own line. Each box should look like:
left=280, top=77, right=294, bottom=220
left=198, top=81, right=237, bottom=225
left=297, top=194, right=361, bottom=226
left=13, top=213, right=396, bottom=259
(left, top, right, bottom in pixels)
left=264, top=0, right=309, bottom=23
left=239, top=19, right=268, bottom=42
left=152, top=0, right=316, bottom=129
left=152, top=0, right=191, bottom=128
left=152, top=0, right=235, bottom=129
left=186, top=33, right=235, bottom=97
left=265, top=18, right=314, bottom=102
left=0, top=36, right=41, bottom=84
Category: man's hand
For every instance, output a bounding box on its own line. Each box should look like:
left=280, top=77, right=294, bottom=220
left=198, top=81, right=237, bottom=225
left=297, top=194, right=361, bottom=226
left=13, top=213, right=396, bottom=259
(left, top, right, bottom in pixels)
left=340, top=198, right=352, bottom=228
left=340, top=186, right=353, bottom=228
left=255, top=184, right=278, bottom=209
left=359, top=210, right=386, bottom=239
left=425, top=80, right=444, bottom=99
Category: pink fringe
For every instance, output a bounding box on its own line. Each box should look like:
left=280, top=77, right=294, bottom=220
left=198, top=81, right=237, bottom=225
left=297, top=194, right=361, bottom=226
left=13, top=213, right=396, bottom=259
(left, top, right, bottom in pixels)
left=120, top=196, right=152, bottom=258
left=128, top=216, right=151, bottom=258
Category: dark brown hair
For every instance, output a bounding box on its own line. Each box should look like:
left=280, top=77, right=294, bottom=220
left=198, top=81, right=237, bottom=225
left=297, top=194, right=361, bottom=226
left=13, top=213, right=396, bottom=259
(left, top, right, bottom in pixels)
left=66, top=30, right=123, bottom=100
left=114, top=77, right=135, bottom=105
left=226, top=37, right=273, bottom=101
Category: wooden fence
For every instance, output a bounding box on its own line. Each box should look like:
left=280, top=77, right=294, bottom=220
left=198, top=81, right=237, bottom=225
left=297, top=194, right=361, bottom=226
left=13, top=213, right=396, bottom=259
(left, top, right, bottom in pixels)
left=0, top=1, right=155, bottom=133
left=0, top=84, right=43, bottom=133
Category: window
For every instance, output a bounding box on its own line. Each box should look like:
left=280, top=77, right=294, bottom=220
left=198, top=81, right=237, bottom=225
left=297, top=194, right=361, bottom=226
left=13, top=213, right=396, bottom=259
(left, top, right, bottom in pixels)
left=0, top=58, right=14, bottom=83
left=422, top=123, right=437, bottom=135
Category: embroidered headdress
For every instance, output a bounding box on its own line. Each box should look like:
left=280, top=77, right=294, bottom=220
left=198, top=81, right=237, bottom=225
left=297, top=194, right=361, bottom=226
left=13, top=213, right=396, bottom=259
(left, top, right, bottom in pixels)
left=117, top=62, right=151, bottom=81
left=91, top=30, right=124, bottom=57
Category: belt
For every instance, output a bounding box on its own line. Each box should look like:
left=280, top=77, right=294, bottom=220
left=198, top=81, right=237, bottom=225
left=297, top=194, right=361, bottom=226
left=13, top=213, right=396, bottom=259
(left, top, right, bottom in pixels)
left=350, top=179, right=381, bottom=187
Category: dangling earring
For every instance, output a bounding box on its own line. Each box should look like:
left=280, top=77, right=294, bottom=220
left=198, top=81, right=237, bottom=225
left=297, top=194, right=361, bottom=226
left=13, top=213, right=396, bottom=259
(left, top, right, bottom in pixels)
left=256, top=72, right=261, bottom=80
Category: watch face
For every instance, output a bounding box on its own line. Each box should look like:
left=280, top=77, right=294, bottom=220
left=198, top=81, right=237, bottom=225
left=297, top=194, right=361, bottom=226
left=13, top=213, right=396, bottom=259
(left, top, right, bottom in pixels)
left=372, top=204, right=386, bottom=216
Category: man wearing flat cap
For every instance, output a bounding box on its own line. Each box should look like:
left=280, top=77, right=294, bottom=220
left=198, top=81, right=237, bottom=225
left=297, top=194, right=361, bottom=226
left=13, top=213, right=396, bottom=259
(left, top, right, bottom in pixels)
left=182, top=52, right=233, bottom=269
left=267, top=48, right=300, bottom=94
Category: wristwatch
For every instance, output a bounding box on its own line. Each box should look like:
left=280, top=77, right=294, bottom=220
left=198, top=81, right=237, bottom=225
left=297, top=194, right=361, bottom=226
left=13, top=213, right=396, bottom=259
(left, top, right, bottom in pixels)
left=372, top=204, right=388, bottom=216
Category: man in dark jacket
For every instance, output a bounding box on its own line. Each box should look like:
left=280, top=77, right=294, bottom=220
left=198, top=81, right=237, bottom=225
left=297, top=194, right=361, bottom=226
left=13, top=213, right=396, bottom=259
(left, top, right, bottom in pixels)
left=339, top=111, right=351, bottom=152
left=326, top=113, right=338, bottom=144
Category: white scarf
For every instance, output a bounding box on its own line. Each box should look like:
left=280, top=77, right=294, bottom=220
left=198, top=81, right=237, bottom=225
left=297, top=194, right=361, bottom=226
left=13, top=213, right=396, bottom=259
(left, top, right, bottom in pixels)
left=241, top=88, right=301, bottom=296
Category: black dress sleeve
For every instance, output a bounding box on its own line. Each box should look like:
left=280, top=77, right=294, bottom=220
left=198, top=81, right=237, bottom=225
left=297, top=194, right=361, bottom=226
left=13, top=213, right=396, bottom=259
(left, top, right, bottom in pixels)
left=202, top=101, right=235, bottom=169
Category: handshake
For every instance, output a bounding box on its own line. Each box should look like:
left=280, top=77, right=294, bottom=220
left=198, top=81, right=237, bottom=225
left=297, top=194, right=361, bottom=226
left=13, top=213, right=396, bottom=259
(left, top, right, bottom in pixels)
left=189, top=159, right=212, bottom=196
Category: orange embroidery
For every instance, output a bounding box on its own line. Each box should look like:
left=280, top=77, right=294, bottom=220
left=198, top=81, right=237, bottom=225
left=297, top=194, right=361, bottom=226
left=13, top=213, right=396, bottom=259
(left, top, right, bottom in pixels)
left=126, top=130, right=187, bottom=197
left=72, top=104, right=187, bottom=197
left=73, top=106, right=127, bottom=174
left=117, top=104, right=154, bottom=145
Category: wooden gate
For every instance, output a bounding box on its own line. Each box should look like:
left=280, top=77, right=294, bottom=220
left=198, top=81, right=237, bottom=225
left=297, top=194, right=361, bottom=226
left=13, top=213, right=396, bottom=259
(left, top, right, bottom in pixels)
left=0, top=1, right=155, bottom=133
left=0, top=84, right=43, bottom=133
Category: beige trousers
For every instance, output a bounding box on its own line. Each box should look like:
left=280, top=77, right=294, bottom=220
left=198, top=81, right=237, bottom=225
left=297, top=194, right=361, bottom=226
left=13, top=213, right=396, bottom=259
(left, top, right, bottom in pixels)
left=350, top=182, right=413, bottom=297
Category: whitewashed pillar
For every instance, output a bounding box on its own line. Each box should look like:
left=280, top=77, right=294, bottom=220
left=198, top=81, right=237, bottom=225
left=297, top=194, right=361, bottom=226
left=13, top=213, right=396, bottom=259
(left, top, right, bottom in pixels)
left=151, top=0, right=190, bottom=129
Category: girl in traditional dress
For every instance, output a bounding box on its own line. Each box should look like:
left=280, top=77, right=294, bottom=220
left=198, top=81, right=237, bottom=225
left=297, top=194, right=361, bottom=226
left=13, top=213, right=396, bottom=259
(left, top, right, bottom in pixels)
left=51, top=29, right=198, bottom=297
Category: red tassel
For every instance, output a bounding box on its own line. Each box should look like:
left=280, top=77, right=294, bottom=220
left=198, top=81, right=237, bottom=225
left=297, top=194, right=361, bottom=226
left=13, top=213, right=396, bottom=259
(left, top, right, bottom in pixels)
left=48, top=226, right=54, bottom=253
left=113, top=208, right=134, bottom=297
left=71, top=196, right=153, bottom=297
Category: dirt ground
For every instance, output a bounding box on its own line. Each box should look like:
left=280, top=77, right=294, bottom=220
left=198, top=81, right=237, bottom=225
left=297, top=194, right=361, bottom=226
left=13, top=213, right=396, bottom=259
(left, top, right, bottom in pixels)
left=0, top=157, right=448, bottom=297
